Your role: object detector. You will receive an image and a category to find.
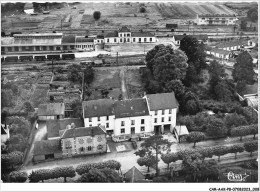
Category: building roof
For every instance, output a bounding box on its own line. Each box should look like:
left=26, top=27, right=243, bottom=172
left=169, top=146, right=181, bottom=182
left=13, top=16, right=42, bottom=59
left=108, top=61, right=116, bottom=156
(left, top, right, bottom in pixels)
left=82, top=99, right=114, bottom=118
left=62, top=35, right=76, bottom=43
left=124, top=166, right=145, bottom=183
left=244, top=94, right=258, bottom=109
left=131, top=32, right=155, bottom=37
left=174, top=34, right=208, bottom=41
left=38, top=103, right=65, bottom=116
left=216, top=40, right=248, bottom=48
left=33, top=139, right=61, bottom=156
left=198, top=14, right=237, bottom=17
left=46, top=118, right=84, bottom=138
left=14, top=33, right=62, bottom=37
left=76, top=37, right=94, bottom=43
left=210, top=48, right=231, bottom=55
left=105, top=31, right=118, bottom=38
left=61, top=125, right=106, bottom=139
left=119, top=26, right=131, bottom=32
left=175, top=125, right=189, bottom=136
left=145, top=92, right=178, bottom=111
left=114, top=98, right=149, bottom=119
left=1, top=125, right=8, bottom=135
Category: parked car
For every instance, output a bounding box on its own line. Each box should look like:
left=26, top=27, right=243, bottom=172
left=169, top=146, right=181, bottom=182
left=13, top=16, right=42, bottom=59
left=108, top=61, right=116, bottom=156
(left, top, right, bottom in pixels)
left=112, top=135, right=131, bottom=143
left=131, top=141, right=137, bottom=149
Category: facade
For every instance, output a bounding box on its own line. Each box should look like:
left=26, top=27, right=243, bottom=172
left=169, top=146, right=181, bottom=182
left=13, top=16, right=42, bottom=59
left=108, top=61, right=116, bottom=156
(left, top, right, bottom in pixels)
left=206, top=48, right=231, bottom=60
left=38, top=103, right=65, bottom=121
left=104, top=26, right=157, bottom=44
left=196, top=14, right=237, bottom=25
left=1, top=124, right=10, bottom=144
left=172, top=34, right=208, bottom=46
left=75, top=36, right=95, bottom=51
left=144, top=93, right=178, bottom=134
left=60, top=125, right=107, bottom=157
left=215, top=40, right=248, bottom=51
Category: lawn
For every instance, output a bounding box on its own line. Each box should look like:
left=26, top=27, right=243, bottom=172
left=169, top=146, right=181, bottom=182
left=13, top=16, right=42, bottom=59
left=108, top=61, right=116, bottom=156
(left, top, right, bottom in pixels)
left=30, top=86, right=49, bottom=108
left=91, top=69, right=121, bottom=89
left=125, top=68, right=144, bottom=99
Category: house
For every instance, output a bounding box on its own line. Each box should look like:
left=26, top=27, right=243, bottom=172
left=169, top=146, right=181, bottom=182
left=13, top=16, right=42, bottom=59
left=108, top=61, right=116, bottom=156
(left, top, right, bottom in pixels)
left=33, top=139, right=62, bottom=162
left=75, top=36, right=95, bottom=51
left=46, top=118, right=84, bottom=140
left=104, top=26, right=156, bottom=44
left=195, top=14, right=237, bottom=25
left=60, top=125, right=107, bottom=157
left=124, top=166, right=145, bottom=183
left=82, top=99, right=115, bottom=135
left=173, top=125, right=189, bottom=143
left=247, top=38, right=258, bottom=48
left=172, top=34, right=208, bottom=46
left=113, top=98, right=152, bottom=136
left=215, top=40, right=248, bottom=51
left=243, top=94, right=258, bottom=111
left=1, top=124, right=10, bottom=144
left=206, top=48, right=231, bottom=60
left=38, top=103, right=65, bottom=121
left=144, top=92, right=178, bottom=135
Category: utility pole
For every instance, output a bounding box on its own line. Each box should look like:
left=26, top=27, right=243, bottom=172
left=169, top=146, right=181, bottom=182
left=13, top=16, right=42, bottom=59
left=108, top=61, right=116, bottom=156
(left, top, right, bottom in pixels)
left=82, top=71, right=85, bottom=101
left=61, top=18, right=63, bottom=31
left=116, top=52, right=119, bottom=66
left=52, top=59, right=54, bottom=73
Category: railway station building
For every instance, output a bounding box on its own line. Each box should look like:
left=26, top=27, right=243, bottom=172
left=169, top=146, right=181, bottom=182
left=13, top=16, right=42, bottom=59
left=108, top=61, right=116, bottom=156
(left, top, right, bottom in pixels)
left=195, top=14, right=238, bottom=25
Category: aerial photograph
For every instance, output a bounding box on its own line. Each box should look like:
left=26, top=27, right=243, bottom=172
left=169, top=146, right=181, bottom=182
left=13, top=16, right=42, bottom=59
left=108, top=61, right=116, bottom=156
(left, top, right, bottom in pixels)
left=1, top=1, right=258, bottom=186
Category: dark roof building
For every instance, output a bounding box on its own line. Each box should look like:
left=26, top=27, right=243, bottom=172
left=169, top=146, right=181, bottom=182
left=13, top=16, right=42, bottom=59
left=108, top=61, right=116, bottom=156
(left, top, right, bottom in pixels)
left=119, top=26, right=131, bottom=32
left=46, top=118, right=84, bottom=138
left=145, top=92, right=178, bottom=111
left=34, top=139, right=61, bottom=156
left=62, top=35, right=76, bottom=44
left=210, top=48, right=231, bottom=55
left=114, top=98, right=149, bottom=118
left=124, top=166, right=145, bottom=183
left=174, top=34, right=208, bottom=41
left=61, top=125, right=106, bottom=139
left=82, top=99, right=114, bottom=118
left=76, top=37, right=94, bottom=43
left=132, top=32, right=155, bottom=37
left=105, top=31, right=118, bottom=38
left=38, top=103, right=65, bottom=116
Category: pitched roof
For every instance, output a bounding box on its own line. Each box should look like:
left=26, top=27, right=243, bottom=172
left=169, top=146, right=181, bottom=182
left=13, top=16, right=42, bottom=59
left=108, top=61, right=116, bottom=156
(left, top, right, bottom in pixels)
left=76, top=37, right=94, bottom=43
left=46, top=118, right=84, bottom=138
left=33, top=139, right=61, bottom=156
left=119, top=26, right=131, bottom=32
left=174, top=34, right=208, bottom=41
left=114, top=98, right=149, bottom=118
left=216, top=40, right=248, bottom=48
left=1, top=125, right=8, bottom=135
left=38, top=103, right=65, bottom=116
left=82, top=99, right=114, bottom=118
left=175, top=125, right=189, bottom=136
left=145, top=92, right=178, bottom=111
left=131, top=32, right=155, bottom=37
left=61, top=125, right=106, bottom=139
left=124, top=166, right=145, bottom=183
left=210, top=48, right=231, bottom=55
left=62, top=35, right=76, bottom=43
left=105, top=31, right=118, bottom=38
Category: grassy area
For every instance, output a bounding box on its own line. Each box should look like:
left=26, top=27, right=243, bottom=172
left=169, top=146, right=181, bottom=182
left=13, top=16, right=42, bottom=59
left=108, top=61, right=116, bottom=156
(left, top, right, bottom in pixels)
left=126, top=68, right=144, bottom=99
left=91, top=69, right=121, bottom=89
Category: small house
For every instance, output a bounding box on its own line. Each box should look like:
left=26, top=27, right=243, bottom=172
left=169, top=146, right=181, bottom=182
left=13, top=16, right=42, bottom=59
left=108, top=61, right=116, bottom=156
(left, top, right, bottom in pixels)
left=124, top=166, right=145, bottom=183
left=174, top=125, right=189, bottom=143
left=38, top=103, right=65, bottom=121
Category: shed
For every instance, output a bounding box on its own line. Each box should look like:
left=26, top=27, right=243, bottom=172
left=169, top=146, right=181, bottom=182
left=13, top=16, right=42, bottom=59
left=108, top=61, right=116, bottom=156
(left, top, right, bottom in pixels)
left=174, top=125, right=189, bottom=143
left=38, top=103, right=65, bottom=121
left=124, top=166, right=145, bottom=183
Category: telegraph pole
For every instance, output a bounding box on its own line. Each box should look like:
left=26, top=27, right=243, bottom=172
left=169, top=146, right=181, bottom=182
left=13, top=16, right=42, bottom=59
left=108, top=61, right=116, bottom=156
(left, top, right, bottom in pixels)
left=82, top=71, right=85, bottom=101
left=116, top=52, right=119, bottom=66
left=52, top=59, right=54, bottom=73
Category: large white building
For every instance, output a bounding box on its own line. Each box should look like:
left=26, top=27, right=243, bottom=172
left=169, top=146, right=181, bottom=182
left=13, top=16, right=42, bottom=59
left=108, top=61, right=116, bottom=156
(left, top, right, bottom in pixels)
left=82, top=92, right=178, bottom=136
left=195, top=14, right=237, bottom=25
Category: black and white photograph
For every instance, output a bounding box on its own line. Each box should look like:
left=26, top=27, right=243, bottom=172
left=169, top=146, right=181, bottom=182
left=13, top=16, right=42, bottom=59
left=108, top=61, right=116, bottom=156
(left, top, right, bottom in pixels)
left=0, top=0, right=258, bottom=191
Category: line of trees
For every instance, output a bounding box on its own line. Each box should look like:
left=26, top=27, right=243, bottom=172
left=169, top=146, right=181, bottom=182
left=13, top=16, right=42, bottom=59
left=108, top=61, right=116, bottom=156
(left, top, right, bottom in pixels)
left=230, top=124, right=258, bottom=141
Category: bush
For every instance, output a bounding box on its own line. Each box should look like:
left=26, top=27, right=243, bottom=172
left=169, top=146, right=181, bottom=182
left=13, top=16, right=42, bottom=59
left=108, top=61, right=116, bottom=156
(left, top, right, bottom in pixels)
left=212, top=145, right=229, bottom=162
left=205, top=117, right=227, bottom=138
left=200, top=100, right=241, bottom=114
left=230, top=125, right=252, bottom=141
left=140, top=6, right=146, bottom=13
left=227, top=144, right=244, bottom=159
left=224, top=112, right=248, bottom=129
left=9, top=171, right=28, bottom=183
left=52, top=166, right=76, bottom=182
left=186, top=131, right=205, bottom=148
left=28, top=169, right=53, bottom=183
left=244, top=140, right=258, bottom=157
left=236, top=107, right=258, bottom=124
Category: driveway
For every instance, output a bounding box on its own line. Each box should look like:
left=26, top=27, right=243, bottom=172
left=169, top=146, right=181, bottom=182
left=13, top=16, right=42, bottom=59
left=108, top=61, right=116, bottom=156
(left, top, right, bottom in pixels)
left=23, top=121, right=47, bottom=166
left=120, top=67, right=128, bottom=100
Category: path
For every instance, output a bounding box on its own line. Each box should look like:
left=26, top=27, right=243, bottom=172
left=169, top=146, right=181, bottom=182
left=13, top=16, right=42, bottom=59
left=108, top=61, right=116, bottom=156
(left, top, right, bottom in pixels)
left=120, top=66, right=128, bottom=100
left=23, top=121, right=47, bottom=166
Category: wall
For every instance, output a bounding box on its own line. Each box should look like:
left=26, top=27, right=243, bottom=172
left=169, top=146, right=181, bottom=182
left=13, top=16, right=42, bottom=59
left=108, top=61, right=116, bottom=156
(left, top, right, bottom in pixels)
left=114, top=115, right=152, bottom=136
left=149, top=108, right=177, bottom=130
left=61, top=133, right=107, bottom=157
left=84, top=115, right=115, bottom=133
left=131, top=37, right=156, bottom=43
left=33, top=155, right=45, bottom=162
left=14, top=37, right=62, bottom=45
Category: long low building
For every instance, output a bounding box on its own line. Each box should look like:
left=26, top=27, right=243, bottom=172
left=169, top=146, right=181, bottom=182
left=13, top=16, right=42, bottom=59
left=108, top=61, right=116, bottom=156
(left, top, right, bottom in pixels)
left=195, top=14, right=238, bottom=25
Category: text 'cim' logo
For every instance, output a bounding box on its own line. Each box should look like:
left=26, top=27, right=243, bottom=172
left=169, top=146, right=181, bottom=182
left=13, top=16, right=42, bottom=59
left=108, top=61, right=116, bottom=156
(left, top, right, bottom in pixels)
left=223, top=171, right=249, bottom=182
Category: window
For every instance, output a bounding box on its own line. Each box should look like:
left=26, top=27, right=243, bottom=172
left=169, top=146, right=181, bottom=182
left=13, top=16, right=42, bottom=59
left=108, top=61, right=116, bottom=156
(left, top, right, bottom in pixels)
left=65, top=140, right=72, bottom=149
left=79, top=147, right=84, bottom=152
left=124, top=34, right=126, bottom=37
left=89, top=124, right=92, bottom=127
left=216, top=18, right=219, bottom=20
left=139, top=38, right=141, bottom=42
left=202, top=18, right=205, bottom=20
left=131, top=127, right=135, bottom=134
left=87, top=137, right=92, bottom=143
left=98, top=117, right=100, bottom=121
left=106, top=123, right=109, bottom=128
left=155, top=111, right=158, bottom=115
left=87, top=146, right=92, bottom=151
left=127, top=34, right=130, bottom=37
left=97, top=145, right=103, bottom=150
left=141, top=127, right=145, bottom=131
left=144, top=38, right=146, bottom=42
left=141, top=119, right=145, bottom=124
left=150, top=38, right=152, bottom=42
left=168, top=117, right=171, bottom=122
left=127, top=38, right=130, bottom=42
left=154, top=118, right=157, bottom=123
left=107, top=39, right=109, bottom=43
left=114, top=38, right=116, bottom=42
left=222, top=18, right=225, bottom=20
left=120, top=39, right=122, bottom=42
left=162, top=117, right=164, bottom=122
left=78, top=139, right=84, bottom=144
left=121, top=121, right=125, bottom=126
left=131, top=120, right=135, bottom=125
left=121, top=129, right=125, bottom=133
left=97, top=136, right=102, bottom=142
left=106, top=116, right=109, bottom=121
left=89, top=118, right=92, bottom=122
left=162, top=110, right=165, bottom=115
left=169, top=109, right=172, bottom=114
left=133, top=38, right=135, bottom=42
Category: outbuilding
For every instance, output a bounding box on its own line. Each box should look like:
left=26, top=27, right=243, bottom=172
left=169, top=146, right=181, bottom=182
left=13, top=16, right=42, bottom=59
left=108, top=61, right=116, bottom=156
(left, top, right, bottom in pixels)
left=38, top=103, right=65, bottom=121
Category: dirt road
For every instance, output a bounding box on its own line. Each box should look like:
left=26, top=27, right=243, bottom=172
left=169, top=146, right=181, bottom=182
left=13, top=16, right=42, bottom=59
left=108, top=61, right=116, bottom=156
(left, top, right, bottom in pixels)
left=120, top=67, right=128, bottom=100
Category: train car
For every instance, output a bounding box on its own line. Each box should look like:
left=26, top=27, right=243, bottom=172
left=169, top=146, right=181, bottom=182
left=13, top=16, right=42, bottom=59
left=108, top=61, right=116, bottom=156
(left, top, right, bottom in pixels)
left=62, top=54, right=75, bottom=60
left=47, top=54, right=61, bottom=61
left=35, top=55, right=46, bottom=61
left=20, top=55, right=33, bottom=62
left=5, top=56, right=19, bottom=62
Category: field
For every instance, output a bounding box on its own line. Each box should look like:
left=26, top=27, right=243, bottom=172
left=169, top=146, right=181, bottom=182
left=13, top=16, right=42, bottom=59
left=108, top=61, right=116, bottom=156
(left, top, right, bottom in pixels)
left=125, top=68, right=144, bottom=99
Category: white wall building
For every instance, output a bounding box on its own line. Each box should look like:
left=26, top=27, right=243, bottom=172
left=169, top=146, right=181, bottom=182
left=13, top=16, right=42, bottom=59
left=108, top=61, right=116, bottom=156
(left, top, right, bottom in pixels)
left=196, top=14, right=237, bottom=25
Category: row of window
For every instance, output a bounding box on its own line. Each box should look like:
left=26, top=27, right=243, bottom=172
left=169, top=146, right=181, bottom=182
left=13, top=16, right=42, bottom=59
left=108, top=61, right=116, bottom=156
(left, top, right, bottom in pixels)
left=89, top=116, right=109, bottom=122
left=2, top=45, right=75, bottom=52
left=15, top=36, right=61, bottom=39
left=201, top=18, right=233, bottom=20
left=154, top=116, right=171, bottom=123
left=154, top=109, right=172, bottom=116
left=75, top=44, right=93, bottom=48
left=121, top=126, right=145, bottom=134
left=119, top=33, right=131, bottom=37
left=78, top=145, right=103, bottom=152
left=121, top=119, right=145, bottom=127
left=106, top=37, right=153, bottom=43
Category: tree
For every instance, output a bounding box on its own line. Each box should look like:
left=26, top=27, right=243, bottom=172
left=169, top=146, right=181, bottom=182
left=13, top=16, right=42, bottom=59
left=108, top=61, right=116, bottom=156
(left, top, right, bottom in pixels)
left=205, top=117, right=227, bottom=138
left=134, top=135, right=171, bottom=176
left=183, top=62, right=204, bottom=86
left=212, top=145, right=229, bottom=162
left=67, top=64, right=82, bottom=83
left=228, top=144, right=244, bottom=159
left=144, top=80, right=162, bottom=94
left=83, top=66, right=94, bottom=85
left=70, top=100, right=82, bottom=118
left=236, top=107, right=258, bottom=125
left=1, top=151, right=23, bottom=170
left=1, top=89, right=15, bottom=108
left=232, top=51, right=255, bottom=84
left=247, top=8, right=258, bottom=22
left=52, top=166, right=76, bottom=182
left=186, top=131, right=205, bottom=148
left=224, top=112, right=248, bottom=130
left=9, top=171, right=28, bottom=183
left=236, top=80, right=247, bottom=95
left=140, top=6, right=146, bottom=13
left=137, top=155, right=157, bottom=172
left=244, top=140, right=258, bottom=157
left=230, top=126, right=251, bottom=141
left=77, top=168, right=122, bottom=183
left=23, top=101, right=35, bottom=112
left=161, top=153, right=179, bottom=169
left=28, top=169, right=53, bottom=183
left=240, top=20, right=247, bottom=31
left=6, top=116, right=31, bottom=138
left=163, top=80, right=185, bottom=100
left=8, top=134, right=28, bottom=152
left=93, top=11, right=101, bottom=20
left=2, top=82, right=19, bottom=95
left=214, top=80, right=234, bottom=102
left=248, top=124, right=258, bottom=140
left=1, top=110, right=8, bottom=123
left=180, top=90, right=201, bottom=115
